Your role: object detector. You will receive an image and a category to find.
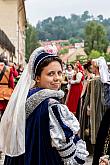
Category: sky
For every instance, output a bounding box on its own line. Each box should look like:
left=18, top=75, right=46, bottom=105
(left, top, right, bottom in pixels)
left=25, top=0, right=110, bottom=26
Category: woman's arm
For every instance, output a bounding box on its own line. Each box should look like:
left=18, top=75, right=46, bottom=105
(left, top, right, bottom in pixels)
left=69, top=72, right=83, bottom=84
left=49, top=99, right=89, bottom=164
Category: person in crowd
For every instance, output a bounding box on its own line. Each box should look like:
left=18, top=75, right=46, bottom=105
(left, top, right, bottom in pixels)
left=99, top=155, right=110, bottom=165
left=61, top=63, right=68, bottom=104
left=79, top=61, right=95, bottom=154
left=0, top=46, right=89, bottom=165
left=0, top=55, right=15, bottom=121
left=76, top=60, right=85, bottom=78
left=92, top=57, right=110, bottom=165
left=79, top=60, right=94, bottom=119
left=79, top=57, right=108, bottom=156
left=65, top=63, right=74, bottom=90
left=79, top=61, right=95, bottom=136
left=14, top=63, right=24, bottom=85
left=9, top=62, right=18, bottom=86
left=93, top=108, right=110, bottom=165
left=17, top=64, right=24, bottom=76
left=66, top=62, right=84, bottom=118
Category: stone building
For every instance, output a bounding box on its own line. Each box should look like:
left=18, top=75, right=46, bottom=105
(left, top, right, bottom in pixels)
left=0, top=0, right=26, bottom=64
left=0, top=29, right=15, bottom=61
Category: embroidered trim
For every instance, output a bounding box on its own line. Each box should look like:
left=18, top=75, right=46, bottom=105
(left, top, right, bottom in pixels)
left=58, top=140, right=73, bottom=152
left=25, top=89, right=64, bottom=118
left=58, top=142, right=76, bottom=158
left=103, top=128, right=110, bottom=155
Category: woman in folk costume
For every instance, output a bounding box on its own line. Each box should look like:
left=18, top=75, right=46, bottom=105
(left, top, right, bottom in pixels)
left=92, top=57, right=110, bottom=165
left=66, top=62, right=84, bottom=117
left=0, top=55, right=16, bottom=121
left=65, top=63, right=74, bottom=90
left=0, top=46, right=89, bottom=165
left=80, top=57, right=109, bottom=155
left=79, top=61, right=95, bottom=142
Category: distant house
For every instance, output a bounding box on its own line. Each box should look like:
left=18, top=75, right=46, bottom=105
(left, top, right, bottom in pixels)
left=0, top=0, right=26, bottom=64
left=74, top=42, right=84, bottom=49
left=60, top=47, right=87, bottom=63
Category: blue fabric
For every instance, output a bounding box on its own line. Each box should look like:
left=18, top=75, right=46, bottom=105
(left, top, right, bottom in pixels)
left=33, top=52, right=57, bottom=78
left=4, top=88, right=63, bottom=165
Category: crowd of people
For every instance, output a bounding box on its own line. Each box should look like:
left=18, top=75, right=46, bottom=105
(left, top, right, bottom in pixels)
left=61, top=57, right=110, bottom=165
left=0, top=45, right=109, bottom=165
left=0, top=54, right=24, bottom=121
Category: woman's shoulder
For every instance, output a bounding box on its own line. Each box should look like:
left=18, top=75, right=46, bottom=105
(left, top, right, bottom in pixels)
left=27, top=88, right=38, bottom=98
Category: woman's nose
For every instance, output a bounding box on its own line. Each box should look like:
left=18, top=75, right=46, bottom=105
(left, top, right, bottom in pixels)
left=54, top=73, right=60, bottom=81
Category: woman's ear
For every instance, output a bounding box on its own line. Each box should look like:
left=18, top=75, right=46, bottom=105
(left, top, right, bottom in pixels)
left=35, top=76, right=40, bottom=83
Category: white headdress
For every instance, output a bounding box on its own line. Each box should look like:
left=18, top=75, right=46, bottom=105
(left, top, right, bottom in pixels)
left=0, top=45, right=58, bottom=156
left=92, top=56, right=110, bottom=83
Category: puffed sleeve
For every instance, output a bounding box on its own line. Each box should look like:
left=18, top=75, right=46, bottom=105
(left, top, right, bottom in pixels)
left=49, top=99, right=89, bottom=165
left=70, top=72, right=83, bottom=84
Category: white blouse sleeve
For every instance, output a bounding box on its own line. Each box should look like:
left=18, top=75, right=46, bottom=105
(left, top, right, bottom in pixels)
left=49, top=99, right=89, bottom=165
left=70, top=72, right=83, bottom=84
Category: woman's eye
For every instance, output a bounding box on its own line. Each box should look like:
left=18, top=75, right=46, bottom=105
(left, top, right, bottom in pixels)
left=58, top=71, right=62, bottom=76
left=48, top=72, right=54, bottom=76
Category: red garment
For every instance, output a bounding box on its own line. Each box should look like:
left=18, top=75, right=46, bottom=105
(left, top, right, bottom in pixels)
left=66, top=75, right=83, bottom=114
left=9, top=66, right=18, bottom=89
left=0, top=66, right=16, bottom=111
left=0, top=100, right=8, bottom=111
left=77, top=63, right=85, bottom=81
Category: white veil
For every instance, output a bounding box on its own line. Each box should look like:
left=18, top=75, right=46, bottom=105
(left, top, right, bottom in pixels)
left=0, top=47, right=46, bottom=156
left=0, top=45, right=58, bottom=157
left=93, top=57, right=110, bottom=83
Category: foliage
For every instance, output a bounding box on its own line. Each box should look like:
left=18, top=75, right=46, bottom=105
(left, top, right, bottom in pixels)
left=88, top=50, right=110, bottom=62
left=25, top=22, right=40, bottom=62
left=59, top=48, right=69, bottom=55
left=69, top=37, right=82, bottom=44
left=103, top=53, right=110, bottom=62
left=81, top=11, right=91, bottom=21
left=60, top=42, right=69, bottom=46
left=84, top=21, right=109, bottom=55
left=36, top=11, right=110, bottom=42
left=89, top=50, right=101, bottom=59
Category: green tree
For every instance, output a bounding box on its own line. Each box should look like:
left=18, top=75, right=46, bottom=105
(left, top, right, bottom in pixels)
left=59, top=48, right=69, bottom=55
left=69, top=37, right=82, bottom=44
left=25, top=22, right=40, bottom=62
left=89, top=50, right=101, bottom=59
left=81, top=11, right=91, bottom=21
left=97, top=15, right=103, bottom=22
left=36, top=13, right=110, bottom=42
left=103, top=53, right=110, bottom=62
left=84, top=21, right=109, bottom=55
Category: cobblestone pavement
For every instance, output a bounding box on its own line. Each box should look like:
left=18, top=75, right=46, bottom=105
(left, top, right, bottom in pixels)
left=0, top=155, right=93, bottom=165
left=85, top=156, right=93, bottom=165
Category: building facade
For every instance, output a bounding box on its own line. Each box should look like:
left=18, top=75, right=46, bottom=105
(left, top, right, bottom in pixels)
left=0, top=0, right=26, bottom=64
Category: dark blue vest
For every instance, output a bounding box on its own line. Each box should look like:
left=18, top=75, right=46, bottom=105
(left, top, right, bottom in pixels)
left=4, top=88, right=63, bottom=165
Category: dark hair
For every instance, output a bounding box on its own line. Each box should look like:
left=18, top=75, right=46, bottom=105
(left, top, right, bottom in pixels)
left=0, top=54, right=8, bottom=65
left=35, top=56, right=63, bottom=77
left=66, top=64, right=73, bottom=69
left=83, top=61, right=92, bottom=73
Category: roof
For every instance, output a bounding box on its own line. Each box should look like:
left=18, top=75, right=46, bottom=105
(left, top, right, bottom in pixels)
left=60, top=48, right=87, bottom=63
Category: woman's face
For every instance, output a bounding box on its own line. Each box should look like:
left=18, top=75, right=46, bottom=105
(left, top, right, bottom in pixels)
left=91, top=61, right=98, bottom=74
left=36, top=61, right=63, bottom=90
left=74, top=64, right=78, bottom=72
left=67, top=65, right=72, bottom=71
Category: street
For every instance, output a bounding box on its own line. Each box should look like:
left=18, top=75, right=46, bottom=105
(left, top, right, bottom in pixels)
left=85, top=156, right=93, bottom=165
